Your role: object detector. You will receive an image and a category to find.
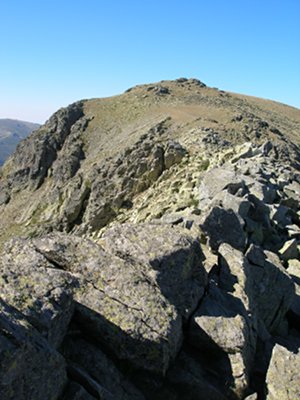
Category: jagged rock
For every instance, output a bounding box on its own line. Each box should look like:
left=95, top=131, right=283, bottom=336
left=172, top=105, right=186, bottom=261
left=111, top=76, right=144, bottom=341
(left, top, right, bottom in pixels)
left=230, top=142, right=259, bottom=163
left=0, top=224, right=208, bottom=396
left=0, top=299, right=67, bottom=400
left=32, top=224, right=207, bottom=375
left=153, top=86, right=170, bottom=95
left=188, top=283, right=256, bottom=396
left=200, top=206, right=247, bottom=252
left=164, top=140, right=186, bottom=169
left=62, top=336, right=145, bottom=400
left=288, top=258, right=300, bottom=270
left=101, top=223, right=207, bottom=320
left=218, top=244, right=257, bottom=331
left=209, top=190, right=251, bottom=221
left=3, top=102, right=85, bottom=192
left=246, top=196, right=274, bottom=247
left=0, top=183, right=10, bottom=206
left=33, top=233, right=181, bottom=375
left=284, top=181, right=300, bottom=197
left=246, top=245, right=295, bottom=333
left=266, top=343, right=300, bottom=400
left=0, top=238, right=77, bottom=348
left=286, top=224, right=300, bottom=238
left=248, top=181, right=278, bottom=204
left=201, top=244, right=219, bottom=274
left=74, top=128, right=187, bottom=233
left=279, top=238, right=299, bottom=261
left=198, top=167, right=246, bottom=209
left=269, top=204, right=293, bottom=228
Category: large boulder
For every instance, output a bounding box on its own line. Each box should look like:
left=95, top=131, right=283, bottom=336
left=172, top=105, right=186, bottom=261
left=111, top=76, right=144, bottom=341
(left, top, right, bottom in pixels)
left=101, top=223, right=207, bottom=320
left=198, top=167, right=246, bottom=209
left=32, top=224, right=207, bottom=375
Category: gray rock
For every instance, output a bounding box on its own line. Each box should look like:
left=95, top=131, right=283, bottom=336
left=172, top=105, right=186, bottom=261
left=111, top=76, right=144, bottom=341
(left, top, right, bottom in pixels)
left=246, top=245, right=295, bottom=333
left=266, top=344, right=300, bottom=400
left=230, top=142, right=259, bottom=163
left=279, top=239, right=299, bottom=261
left=164, top=140, right=186, bottom=169
left=269, top=204, right=293, bottom=228
left=79, top=130, right=186, bottom=233
left=248, top=181, right=278, bottom=204
left=0, top=238, right=77, bottom=348
left=5, top=102, right=85, bottom=191
left=284, top=181, right=300, bottom=196
left=209, top=190, right=251, bottom=221
left=189, top=283, right=256, bottom=396
left=200, top=206, right=247, bottom=252
left=218, top=244, right=254, bottom=312
left=0, top=298, right=67, bottom=400
left=34, top=224, right=207, bottom=375
left=62, top=336, right=145, bottom=400
left=199, top=167, right=246, bottom=208
left=102, top=223, right=207, bottom=321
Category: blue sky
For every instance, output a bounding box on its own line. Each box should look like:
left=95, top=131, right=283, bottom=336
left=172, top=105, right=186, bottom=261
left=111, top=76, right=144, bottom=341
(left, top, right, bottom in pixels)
left=0, top=0, right=299, bottom=123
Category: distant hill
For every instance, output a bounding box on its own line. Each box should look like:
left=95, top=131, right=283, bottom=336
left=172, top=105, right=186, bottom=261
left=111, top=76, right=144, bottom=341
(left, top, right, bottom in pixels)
left=0, top=119, right=40, bottom=165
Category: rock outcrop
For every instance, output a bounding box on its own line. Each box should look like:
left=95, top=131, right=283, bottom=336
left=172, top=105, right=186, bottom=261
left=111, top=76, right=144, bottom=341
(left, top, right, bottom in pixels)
left=0, top=79, right=300, bottom=399
left=0, top=119, right=40, bottom=166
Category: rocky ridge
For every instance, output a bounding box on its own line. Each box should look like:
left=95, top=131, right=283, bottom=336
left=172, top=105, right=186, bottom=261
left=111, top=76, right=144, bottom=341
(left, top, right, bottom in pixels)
left=0, top=119, right=40, bottom=166
left=0, top=79, right=300, bottom=399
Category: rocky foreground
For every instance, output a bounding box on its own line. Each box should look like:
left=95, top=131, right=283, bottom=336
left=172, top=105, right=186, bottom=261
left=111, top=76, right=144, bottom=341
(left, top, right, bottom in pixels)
left=0, top=79, right=300, bottom=399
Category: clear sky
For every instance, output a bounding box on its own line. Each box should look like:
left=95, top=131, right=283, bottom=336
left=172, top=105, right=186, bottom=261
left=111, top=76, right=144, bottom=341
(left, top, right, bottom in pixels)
left=0, top=0, right=299, bottom=123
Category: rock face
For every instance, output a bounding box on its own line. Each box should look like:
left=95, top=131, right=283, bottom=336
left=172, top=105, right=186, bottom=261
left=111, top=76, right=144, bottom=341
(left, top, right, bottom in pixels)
left=0, top=119, right=40, bottom=166
left=0, top=79, right=300, bottom=399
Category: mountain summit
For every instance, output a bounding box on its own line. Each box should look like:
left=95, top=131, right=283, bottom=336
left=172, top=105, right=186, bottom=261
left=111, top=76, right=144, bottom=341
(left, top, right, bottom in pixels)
left=0, top=79, right=300, bottom=399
